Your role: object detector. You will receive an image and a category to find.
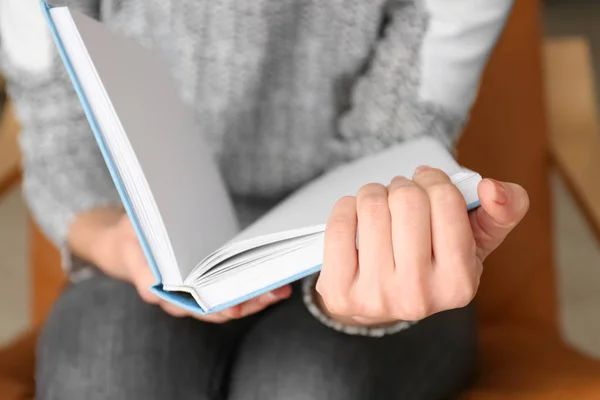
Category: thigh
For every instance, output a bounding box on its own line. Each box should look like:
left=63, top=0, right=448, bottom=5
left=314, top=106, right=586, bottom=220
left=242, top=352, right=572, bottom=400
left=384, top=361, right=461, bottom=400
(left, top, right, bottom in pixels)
left=228, top=288, right=477, bottom=400
left=37, top=274, right=251, bottom=400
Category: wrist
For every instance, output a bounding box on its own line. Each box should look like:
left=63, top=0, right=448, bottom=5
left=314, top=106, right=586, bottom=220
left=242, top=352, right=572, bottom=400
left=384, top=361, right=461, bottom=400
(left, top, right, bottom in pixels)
left=68, top=207, right=125, bottom=276
left=313, top=286, right=399, bottom=329
left=88, top=221, right=122, bottom=276
left=302, top=275, right=416, bottom=337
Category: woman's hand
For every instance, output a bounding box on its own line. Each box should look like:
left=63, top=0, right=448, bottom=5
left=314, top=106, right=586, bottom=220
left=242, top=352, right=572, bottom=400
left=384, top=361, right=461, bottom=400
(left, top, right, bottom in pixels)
left=94, top=215, right=291, bottom=322
left=315, top=166, right=529, bottom=327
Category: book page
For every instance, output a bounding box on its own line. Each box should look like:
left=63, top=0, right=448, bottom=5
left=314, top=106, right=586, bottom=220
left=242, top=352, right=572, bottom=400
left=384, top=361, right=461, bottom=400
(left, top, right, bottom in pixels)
left=69, top=11, right=239, bottom=281
left=233, top=137, right=461, bottom=241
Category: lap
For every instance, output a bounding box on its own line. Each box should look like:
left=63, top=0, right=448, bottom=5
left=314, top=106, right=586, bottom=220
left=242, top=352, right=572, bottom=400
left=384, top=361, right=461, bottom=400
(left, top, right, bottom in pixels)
left=37, top=274, right=250, bottom=400
left=229, top=288, right=477, bottom=400
left=38, top=276, right=476, bottom=400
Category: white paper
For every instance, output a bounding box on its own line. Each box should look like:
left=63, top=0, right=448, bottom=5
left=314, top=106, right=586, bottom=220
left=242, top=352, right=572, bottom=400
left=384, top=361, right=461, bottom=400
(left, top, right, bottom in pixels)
left=235, top=136, right=461, bottom=241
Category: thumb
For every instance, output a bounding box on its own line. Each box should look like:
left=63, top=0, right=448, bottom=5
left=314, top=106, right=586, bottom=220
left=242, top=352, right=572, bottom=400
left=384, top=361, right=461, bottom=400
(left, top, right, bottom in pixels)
left=125, top=241, right=161, bottom=305
left=133, top=266, right=162, bottom=305
left=470, top=178, right=530, bottom=261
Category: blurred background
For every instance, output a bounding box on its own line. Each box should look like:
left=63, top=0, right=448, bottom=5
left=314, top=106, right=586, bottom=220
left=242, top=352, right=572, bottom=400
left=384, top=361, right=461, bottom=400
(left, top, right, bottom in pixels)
left=544, top=0, right=600, bottom=357
left=1, top=0, right=600, bottom=397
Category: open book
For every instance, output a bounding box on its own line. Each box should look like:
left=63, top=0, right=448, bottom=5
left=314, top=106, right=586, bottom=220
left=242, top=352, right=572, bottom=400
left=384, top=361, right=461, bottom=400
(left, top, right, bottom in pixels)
left=42, top=2, right=482, bottom=314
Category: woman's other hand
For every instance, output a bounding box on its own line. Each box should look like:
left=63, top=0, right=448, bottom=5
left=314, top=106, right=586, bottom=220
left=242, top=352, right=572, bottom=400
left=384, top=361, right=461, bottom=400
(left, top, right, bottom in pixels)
left=316, top=166, right=529, bottom=327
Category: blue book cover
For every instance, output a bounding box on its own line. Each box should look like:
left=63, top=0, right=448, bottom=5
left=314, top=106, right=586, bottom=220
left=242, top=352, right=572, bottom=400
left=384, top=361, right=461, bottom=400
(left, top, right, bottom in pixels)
left=41, top=1, right=210, bottom=314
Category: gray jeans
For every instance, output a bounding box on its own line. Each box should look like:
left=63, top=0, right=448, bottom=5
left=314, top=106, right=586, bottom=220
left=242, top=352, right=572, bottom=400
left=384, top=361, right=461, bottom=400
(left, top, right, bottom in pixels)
left=37, top=275, right=476, bottom=400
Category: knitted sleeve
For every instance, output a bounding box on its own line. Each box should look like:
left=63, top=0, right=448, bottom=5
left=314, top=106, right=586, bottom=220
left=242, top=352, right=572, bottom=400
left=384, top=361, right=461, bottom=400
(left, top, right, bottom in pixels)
left=0, top=0, right=121, bottom=277
left=304, top=0, right=513, bottom=336
left=333, top=0, right=514, bottom=157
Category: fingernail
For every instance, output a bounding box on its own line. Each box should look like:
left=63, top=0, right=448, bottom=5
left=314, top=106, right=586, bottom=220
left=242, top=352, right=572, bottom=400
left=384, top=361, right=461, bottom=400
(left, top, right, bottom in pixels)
left=414, top=165, right=430, bottom=175
left=485, top=179, right=508, bottom=205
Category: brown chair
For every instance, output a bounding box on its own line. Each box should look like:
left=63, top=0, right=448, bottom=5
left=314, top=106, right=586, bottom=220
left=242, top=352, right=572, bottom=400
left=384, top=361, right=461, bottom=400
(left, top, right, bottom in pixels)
left=0, top=100, right=21, bottom=197
left=2, top=0, right=600, bottom=398
left=458, top=0, right=600, bottom=397
left=0, top=100, right=39, bottom=400
left=544, top=36, right=600, bottom=242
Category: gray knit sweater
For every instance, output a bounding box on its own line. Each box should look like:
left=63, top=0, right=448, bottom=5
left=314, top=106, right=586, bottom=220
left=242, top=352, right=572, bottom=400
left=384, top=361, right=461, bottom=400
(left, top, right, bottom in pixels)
left=0, top=0, right=512, bottom=331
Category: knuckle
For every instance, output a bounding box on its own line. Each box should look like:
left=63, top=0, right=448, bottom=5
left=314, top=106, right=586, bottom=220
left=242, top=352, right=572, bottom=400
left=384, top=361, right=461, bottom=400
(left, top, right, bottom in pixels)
left=428, top=183, right=464, bottom=206
left=357, top=192, right=389, bottom=218
left=451, top=290, right=476, bottom=309
left=326, top=215, right=355, bottom=238
left=442, top=273, right=478, bottom=309
left=315, top=278, right=325, bottom=294
left=390, top=175, right=409, bottom=185
left=327, top=197, right=357, bottom=233
left=353, top=296, right=387, bottom=318
left=336, top=195, right=357, bottom=208
left=388, top=281, right=432, bottom=321
left=330, top=196, right=357, bottom=217
left=416, top=167, right=447, bottom=180
left=358, top=183, right=387, bottom=204
left=388, top=184, right=427, bottom=208
left=320, top=292, right=351, bottom=316
left=358, top=182, right=387, bottom=196
left=315, top=279, right=333, bottom=301
left=453, top=280, right=478, bottom=309
left=397, top=298, right=432, bottom=321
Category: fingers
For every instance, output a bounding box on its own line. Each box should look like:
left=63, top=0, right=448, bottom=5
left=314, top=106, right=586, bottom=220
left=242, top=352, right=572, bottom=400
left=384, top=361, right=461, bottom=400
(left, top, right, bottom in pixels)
left=412, top=166, right=475, bottom=268
left=238, top=287, right=290, bottom=315
left=159, top=301, right=192, bottom=318
left=125, top=242, right=162, bottom=305
left=412, top=166, right=478, bottom=309
left=220, top=285, right=292, bottom=319
left=387, top=176, right=431, bottom=277
left=471, top=179, right=529, bottom=261
left=161, top=286, right=292, bottom=322
left=316, top=168, right=526, bottom=325
left=356, top=183, right=395, bottom=283
left=318, top=196, right=359, bottom=309
left=386, top=176, right=433, bottom=318
left=122, top=214, right=293, bottom=323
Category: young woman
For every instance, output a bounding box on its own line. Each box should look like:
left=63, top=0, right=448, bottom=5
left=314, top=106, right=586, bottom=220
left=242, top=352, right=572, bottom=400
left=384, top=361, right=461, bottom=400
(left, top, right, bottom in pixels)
left=2, top=0, right=526, bottom=398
